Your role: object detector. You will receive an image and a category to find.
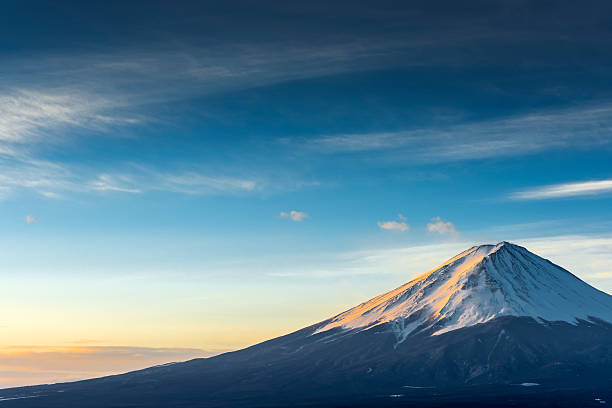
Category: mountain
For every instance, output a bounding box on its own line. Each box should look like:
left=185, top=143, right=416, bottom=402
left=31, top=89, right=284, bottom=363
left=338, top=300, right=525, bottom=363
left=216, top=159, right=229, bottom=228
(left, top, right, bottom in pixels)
left=317, top=241, right=612, bottom=339
left=2, top=242, right=612, bottom=408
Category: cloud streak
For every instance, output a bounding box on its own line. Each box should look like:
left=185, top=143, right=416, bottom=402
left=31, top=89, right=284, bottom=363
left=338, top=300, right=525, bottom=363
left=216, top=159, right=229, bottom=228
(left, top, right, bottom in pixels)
left=0, top=89, right=140, bottom=145
left=303, top=104, right=612, bottom=163
left=0, top=346, right=216, bottom=388
left=2, top=15, right=610, bottom=202
left=511, top=179, right=612, bottom=200
left=377, top=220, right=410, bottom=232
left=0, top=89, right=147, bottom=200
left=153, top=172, right=258, bottom=195
left=2, top=6, right=611, bottom=203
left=91, top=174, right=142, bottom=194
left=0, top=155, right=261, bottom=200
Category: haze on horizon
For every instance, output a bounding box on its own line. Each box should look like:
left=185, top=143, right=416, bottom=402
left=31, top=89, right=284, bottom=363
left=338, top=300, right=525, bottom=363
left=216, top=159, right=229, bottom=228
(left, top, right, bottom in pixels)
left=1, top=0, right=612, bottom=388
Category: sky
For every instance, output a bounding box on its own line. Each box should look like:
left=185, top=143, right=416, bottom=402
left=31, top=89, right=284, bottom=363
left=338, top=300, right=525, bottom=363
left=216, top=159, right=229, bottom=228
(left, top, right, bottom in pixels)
left=2, top=0, right=612, bottom=387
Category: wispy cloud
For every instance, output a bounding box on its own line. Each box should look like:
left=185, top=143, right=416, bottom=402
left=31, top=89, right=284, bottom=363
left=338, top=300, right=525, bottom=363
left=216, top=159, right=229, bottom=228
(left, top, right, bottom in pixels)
left=0, top=156, right=261, bottom=199
left=427, top=217, right=458, bottom=235
left=378, top=214, right=410, bottom=232
left=0, top=39, right=433, bottom=126
left=153, top=172, right=258, bottom=195
left=0, top=85, right=275, bottom=200
left=91, top=174, right=142, bottom=194
left=511, top=179, right=612, bottom=200
left=0, top=88, right=146, bottom=200
left=377, top=220, right=410, bottom=232
left=2, top=29, right=609, bottom=202
left=4, top=0, right=607, bottom=104
left=280, top=210, right=309, bottom=222
left=0, top=89, right=140, bottom=145
left=303, top=105, right=612, bottom=162
left=0, top=158, right=79, bottom=198
left=24, top=215, right=38, bottom=224
left=0, top=346, right=216, bottom=388
left=0, top=32, right=504, bottom=108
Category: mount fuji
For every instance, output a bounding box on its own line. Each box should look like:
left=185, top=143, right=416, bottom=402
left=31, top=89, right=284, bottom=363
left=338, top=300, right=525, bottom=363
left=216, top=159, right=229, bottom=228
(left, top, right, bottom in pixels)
left=3, top=242, right=612, bottom=407
left=317, top=241, right=612, bottom=339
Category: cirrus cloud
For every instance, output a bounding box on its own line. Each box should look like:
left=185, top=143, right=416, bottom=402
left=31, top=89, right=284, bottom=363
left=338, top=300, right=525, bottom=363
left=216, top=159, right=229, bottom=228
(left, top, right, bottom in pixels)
left=510, top=179, right=612, bottom=200
left=301, top=104, right=612, bottom=164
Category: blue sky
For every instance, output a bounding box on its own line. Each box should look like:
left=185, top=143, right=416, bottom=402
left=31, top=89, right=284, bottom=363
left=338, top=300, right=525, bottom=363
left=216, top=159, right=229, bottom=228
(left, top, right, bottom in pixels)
left=2, top=0, right=612, bottom=386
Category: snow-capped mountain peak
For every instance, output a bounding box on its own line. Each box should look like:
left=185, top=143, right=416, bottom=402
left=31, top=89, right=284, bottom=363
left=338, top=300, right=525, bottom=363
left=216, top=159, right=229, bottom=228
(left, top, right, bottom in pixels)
left=316, top=242, right=612, bottom=340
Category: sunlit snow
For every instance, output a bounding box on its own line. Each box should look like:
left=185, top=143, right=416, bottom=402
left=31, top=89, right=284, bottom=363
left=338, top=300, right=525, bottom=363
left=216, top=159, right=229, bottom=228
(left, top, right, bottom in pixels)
left=315, top=242, right=612, bottom=342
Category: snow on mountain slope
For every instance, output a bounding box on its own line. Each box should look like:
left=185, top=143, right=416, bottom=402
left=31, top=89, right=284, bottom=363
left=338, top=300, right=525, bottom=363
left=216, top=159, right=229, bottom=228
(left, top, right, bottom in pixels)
left=316, top=242, right=612, bottom=341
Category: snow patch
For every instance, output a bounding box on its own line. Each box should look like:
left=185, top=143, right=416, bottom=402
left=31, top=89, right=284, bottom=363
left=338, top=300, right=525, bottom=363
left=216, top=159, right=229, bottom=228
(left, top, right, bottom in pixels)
left=0, top=396, right=40, bottom=402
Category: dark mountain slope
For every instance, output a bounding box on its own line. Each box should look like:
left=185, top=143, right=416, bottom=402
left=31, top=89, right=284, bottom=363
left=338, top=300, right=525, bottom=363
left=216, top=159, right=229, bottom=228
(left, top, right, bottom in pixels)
left=2, top=242, right=612, bottom=407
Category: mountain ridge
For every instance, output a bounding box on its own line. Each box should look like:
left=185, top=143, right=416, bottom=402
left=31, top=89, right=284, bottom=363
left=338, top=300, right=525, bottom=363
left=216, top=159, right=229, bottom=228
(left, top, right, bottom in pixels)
left=314, top=241, right=612, bottom=341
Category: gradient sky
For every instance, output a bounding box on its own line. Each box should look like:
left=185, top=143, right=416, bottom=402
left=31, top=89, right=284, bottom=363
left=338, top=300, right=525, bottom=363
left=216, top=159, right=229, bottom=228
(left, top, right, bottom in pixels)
left=2, top=0, right=612, bottom=387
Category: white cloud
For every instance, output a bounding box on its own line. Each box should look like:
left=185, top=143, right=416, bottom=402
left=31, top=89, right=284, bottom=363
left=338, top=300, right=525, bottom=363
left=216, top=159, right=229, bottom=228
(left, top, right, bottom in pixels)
left=0, top=89, right=139, bottom=145
left=91, top=174, right=142, bottom=194
left=378, top=213, right=410, bottom=232
left=377, top=220, right=409, bottom=232
left=427, top=216, right=458, bottom=235
left=25, top=215, right=38, bottom=224
left=0, top=85, right=263, bottom=200
left=152, top=172, right=258, bottom=194
left=0, top=89, right=145, bottom=200
left=303, top=104, right=612, bottom=162
left=0, top=157, right=261, bottom=200
left=0, top=157, right=80, bottom=198
left=280, top=210, right=309, bottom=222
left=88, top=170, right=260, bottom=196
left=511, top=179, right=612, bottom=200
